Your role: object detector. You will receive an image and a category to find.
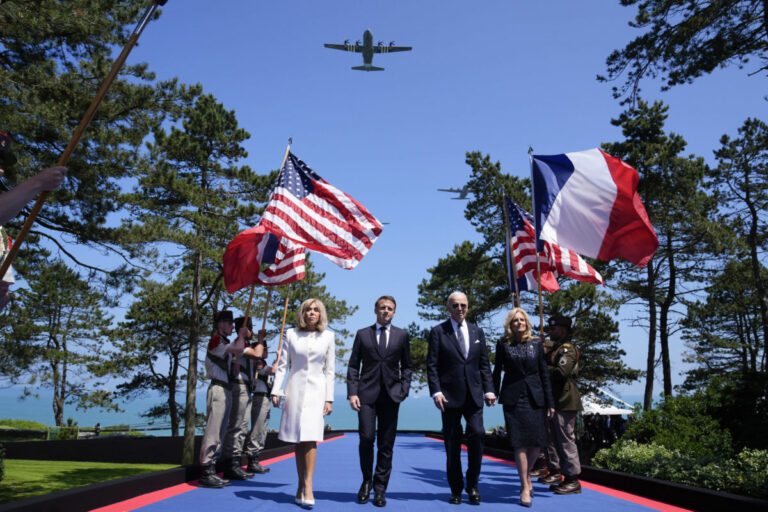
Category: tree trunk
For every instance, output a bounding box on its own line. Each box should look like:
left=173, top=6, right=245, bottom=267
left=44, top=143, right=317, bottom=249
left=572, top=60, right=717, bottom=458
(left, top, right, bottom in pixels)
left=181, top=249, right=203, bottom=464
left=659, top=238, right=675, bottom=397
left=644, top=263, right=658, bottom=411
left=169, top=377, right=179, bottom=438
left=747, top=198, right=768, bottom=378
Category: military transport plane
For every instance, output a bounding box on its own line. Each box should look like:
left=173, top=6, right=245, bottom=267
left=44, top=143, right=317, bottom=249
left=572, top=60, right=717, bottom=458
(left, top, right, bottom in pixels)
left=437, top=185, right=470, bottom=200
left=324, top=29, right=412, bottom=71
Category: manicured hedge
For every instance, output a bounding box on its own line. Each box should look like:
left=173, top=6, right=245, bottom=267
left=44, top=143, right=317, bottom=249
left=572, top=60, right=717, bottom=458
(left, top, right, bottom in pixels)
left=592, top=440, right=768, bottom=499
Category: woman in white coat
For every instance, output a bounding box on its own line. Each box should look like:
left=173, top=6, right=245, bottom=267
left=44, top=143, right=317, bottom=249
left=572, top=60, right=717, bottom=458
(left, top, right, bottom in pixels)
left=271, top=298, right=335, bottom=507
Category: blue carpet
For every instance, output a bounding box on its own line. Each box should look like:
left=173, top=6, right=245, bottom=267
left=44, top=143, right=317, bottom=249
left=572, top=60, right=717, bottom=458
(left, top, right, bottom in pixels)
left=132, top=434, right=672, bottom=511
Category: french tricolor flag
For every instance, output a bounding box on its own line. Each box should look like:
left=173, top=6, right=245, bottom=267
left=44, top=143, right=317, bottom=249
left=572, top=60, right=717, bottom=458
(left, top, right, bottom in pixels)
left=531, top=148, right=658, bottom=268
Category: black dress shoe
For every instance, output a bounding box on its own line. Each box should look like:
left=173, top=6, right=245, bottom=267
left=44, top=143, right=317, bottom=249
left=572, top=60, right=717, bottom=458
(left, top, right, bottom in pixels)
left=553, top=478, right=582, bottom=495
left=357, top=480, right=373, bottom=503
left=373, top=491, right=386, bottom=507
left=449, top=493, right=462, bottom=504
left=467, top=487, right=481, bottom=505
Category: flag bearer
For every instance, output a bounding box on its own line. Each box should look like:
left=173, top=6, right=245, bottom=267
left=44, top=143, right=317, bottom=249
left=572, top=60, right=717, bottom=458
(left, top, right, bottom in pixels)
left=199, top=310, right=245, bottom=488
left=222, top=316, right=263, bottom=480
left=243, top=326, right=276, bottom=475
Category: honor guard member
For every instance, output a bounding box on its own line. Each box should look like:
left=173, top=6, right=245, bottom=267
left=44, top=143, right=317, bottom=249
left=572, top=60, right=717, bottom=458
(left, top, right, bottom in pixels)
left=222, top=316, right=263, bottom=480
left=539, top=314, right=583, bottom=494
left=243, top=324, right=276, bottom=475
left=199, top=310, right=246, bottom=488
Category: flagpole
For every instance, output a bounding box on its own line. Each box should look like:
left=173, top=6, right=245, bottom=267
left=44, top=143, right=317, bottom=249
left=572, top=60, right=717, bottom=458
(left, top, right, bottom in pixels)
left=500, top=190, right=521, bottom=308
left=535, top=253, right=545, bottom=340
left=528, top=145, right=544, bottom=339
left=273, top=290, right=291, bottom=368
left=0, top=0, right=167, bottom=279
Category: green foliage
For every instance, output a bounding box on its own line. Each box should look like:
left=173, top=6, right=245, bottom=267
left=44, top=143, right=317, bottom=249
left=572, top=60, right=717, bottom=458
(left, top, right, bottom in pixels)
left=0, top=444, right=4, bottom=483
left=682, top=260, right=767, bottom=387
left=698, top=372, right=768, bottom=451
left=0, top=258, right=119, bottom=425
left=0, top=0, right=174, bottom=273
left=0, top=419, right=47, bottom=430
left=603, top=99, right=718, bottom=405
left=599, top=0, right=768, bottom=102
left=623, top=393, right=733, bottom=458
left=592, top=441, right=768, bottom=499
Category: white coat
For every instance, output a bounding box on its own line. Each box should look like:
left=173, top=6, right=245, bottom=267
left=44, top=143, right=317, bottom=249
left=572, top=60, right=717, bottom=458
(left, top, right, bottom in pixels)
left=272, top=327, right=335, bottom=443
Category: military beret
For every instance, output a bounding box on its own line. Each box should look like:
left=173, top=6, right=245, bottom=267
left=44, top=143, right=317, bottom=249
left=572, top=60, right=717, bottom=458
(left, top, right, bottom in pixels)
left=214, top=310, right=234, bottom=324
left=546, top=314, right=572, bottom=331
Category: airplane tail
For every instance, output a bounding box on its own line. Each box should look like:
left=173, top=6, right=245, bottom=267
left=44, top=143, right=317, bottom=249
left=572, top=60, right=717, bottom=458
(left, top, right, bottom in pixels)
left=351, top=65, right=384, bottom=71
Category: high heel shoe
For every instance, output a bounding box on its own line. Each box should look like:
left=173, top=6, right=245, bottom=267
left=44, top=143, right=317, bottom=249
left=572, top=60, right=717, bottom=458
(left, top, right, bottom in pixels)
left=301, top=496, right=315, bottom=509
left=519, top=488, right=532, bottom=508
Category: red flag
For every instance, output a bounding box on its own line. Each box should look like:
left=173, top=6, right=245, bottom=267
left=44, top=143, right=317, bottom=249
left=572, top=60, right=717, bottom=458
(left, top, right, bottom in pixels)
left=223, top=224, right=305, bottom=294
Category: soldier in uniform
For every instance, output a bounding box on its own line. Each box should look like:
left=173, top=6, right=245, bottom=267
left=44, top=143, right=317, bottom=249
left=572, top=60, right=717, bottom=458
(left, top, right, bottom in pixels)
left=539, top=314, right=582, bottom=494
left=221, top=316, right=262, bottom=481
left=243, top=324, right=276, bottom=475
left=198, top=310, right=247, bottom=488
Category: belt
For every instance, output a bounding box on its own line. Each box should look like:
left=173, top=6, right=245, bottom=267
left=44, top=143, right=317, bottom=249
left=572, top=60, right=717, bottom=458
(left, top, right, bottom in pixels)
left=210, top=379, right=231, bottom=390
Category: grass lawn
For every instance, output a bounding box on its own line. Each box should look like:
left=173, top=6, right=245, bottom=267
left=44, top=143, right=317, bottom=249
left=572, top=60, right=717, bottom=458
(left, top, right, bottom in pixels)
left=0, top=459, right=178, bottom=504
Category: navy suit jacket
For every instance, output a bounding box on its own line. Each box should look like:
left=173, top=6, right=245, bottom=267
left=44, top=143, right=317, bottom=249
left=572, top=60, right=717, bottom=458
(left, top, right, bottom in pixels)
left=426, top=319, right=494, bottom=408
left=347, top=324, right=412, bottom=404
left=492, top=338, right=554, bottom=409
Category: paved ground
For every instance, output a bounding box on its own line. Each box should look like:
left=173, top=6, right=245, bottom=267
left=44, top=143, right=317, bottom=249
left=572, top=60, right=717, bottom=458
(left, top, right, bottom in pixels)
left=95, top=433, right=689, bottom=512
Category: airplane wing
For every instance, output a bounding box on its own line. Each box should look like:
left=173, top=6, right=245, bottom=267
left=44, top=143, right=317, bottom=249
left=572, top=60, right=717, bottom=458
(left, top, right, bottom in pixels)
left=324, top=43, right=362, bottom=53
left=373, top=45, right=412, bottom=54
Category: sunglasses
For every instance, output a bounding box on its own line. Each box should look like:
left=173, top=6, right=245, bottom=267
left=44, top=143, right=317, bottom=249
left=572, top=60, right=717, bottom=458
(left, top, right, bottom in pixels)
left=451, top=303, right=468, bottom=309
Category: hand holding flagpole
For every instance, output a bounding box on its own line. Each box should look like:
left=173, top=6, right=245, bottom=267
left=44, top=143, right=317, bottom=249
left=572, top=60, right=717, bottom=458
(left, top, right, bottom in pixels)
left=0, top=0, right=168, bottom=279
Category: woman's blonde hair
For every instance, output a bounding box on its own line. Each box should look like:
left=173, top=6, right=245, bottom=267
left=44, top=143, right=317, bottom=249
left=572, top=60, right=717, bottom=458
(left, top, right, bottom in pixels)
left=503, top=307, right=533, bottom=343
left=297, top=298, right=328, bottom=332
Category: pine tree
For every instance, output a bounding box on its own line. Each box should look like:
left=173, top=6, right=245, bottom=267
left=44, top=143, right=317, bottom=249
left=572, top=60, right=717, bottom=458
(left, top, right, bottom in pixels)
left=121, top=88, right=273, bottom=463
left=603, top=100, right=717, bottom=408
left=0, top=257, right=117, bottom=425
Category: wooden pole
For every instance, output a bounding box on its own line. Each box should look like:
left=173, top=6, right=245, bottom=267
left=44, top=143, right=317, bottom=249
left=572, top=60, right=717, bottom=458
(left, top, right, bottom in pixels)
left=274, top=292, right=291, bottom=367
left=536, top=252, right=545, bottom=340
left=260, top=288, right=272, bottom=332
left=500, top=191, right=521, bottom=309
left=0, top=0, right=166, bottom=278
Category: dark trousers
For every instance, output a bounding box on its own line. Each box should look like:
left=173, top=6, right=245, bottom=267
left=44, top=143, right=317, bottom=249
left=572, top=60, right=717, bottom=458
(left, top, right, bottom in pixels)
left=358, top=390, right=400, bottom=492
left=441, top=396, right=484, bottom=494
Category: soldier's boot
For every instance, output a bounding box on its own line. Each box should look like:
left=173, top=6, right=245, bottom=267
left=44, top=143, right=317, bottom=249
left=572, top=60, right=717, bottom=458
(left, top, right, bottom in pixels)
left=198, top=464, right=226, bottom=488
left=553, top=475, right=582, bottom=495
left=222, top=457, right=250, bottom=480
left=238, top=455, right=256, bottom=478
left=247, top=455, right=271, bottom=474
left=541, top=472, right=563, bottom=486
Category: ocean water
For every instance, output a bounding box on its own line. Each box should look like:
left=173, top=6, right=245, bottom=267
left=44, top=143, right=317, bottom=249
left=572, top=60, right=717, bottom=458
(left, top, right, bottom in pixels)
left=0, top=385, right=505, bottom=434
left=0, top=384, right=641, bottom=436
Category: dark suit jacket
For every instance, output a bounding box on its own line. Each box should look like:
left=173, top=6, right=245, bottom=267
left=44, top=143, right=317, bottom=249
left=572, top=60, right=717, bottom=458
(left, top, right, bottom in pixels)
left=347, top=324, right=412, bottom=404
left=492, top=338, right=554, bottom=409
left=426, top=319, right=494, bottom=408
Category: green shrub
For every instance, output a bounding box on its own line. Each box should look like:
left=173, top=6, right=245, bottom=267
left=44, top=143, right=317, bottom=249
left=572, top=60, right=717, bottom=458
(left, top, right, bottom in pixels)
left=592, top=440, right=768, bottom=499
left=623, top=394, right=732, bottom=458
left=0, top=419, right=48, bottom=430
left=0, top=443, right=5, bottom=483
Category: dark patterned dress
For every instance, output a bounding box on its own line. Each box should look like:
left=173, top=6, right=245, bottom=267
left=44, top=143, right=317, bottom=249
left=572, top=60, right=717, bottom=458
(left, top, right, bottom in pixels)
left=492, top=338, right=553, bottom=448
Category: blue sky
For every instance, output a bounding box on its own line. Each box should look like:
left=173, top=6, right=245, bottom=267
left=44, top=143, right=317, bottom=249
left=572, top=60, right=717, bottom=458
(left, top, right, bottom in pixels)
left=18, top=0, right=764, bottom=407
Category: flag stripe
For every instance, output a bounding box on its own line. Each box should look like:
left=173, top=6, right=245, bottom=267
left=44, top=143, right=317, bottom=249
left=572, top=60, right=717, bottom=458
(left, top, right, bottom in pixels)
left=258, top=152, right=383, bottom=270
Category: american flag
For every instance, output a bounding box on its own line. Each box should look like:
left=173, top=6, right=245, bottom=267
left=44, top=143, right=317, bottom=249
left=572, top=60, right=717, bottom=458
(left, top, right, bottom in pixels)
left=260, top=153, right=383, bottom=269
left=504, top=197, right=603, bottom=294
left=223, top=224, right=306, bottom=293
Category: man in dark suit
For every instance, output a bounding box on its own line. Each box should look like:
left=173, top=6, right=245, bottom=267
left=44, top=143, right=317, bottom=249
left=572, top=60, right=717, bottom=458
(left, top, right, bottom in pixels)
left=427, top=291, right=496, bottom=505
left=348, top=295, right=412, bottom=507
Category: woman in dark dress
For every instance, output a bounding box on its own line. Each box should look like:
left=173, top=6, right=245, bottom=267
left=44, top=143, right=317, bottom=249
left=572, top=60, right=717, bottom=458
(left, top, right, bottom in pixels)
left=492, top=308, right=554, bottom=507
